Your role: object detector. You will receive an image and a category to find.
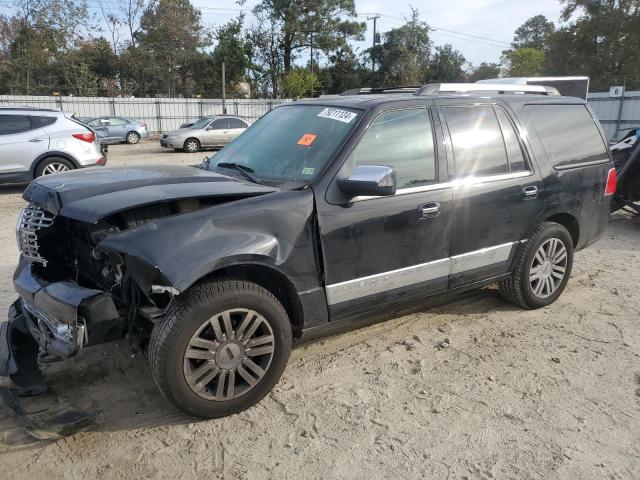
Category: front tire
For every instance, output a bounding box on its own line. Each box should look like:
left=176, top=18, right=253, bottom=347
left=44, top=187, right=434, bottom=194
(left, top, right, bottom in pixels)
left=499, top=222, right=574, bottom=309
left=149, top=280, right=292, bottom=418
left=183, top=138, right=200, bottom=153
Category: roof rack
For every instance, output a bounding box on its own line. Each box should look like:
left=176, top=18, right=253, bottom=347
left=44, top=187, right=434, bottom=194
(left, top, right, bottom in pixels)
left=415, top=83, right=560, bottom=96
left=340, top=85, right=420, bottom=96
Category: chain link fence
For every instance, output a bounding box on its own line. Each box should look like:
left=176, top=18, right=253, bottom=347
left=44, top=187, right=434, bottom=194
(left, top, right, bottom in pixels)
left=0, top=96, right=292, bottom=134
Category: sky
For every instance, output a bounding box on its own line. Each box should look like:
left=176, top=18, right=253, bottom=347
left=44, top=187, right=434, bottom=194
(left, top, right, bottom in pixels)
left=191, top=0, right=566, bottom=66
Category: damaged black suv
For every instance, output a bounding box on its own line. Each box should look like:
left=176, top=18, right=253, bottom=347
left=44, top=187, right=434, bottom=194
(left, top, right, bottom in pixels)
left=1, top=84, right=615, bottom=424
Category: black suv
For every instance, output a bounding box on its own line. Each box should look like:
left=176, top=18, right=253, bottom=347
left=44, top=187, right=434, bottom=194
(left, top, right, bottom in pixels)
left=1, top=85, right=615, bottom=422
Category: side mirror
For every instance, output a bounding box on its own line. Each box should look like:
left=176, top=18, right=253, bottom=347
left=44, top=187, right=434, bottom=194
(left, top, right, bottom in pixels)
left=338, top=165, right=396, bottom=197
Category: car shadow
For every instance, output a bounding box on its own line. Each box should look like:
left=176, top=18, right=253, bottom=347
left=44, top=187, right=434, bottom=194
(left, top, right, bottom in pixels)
left=0, top=184, right=26, bottom=195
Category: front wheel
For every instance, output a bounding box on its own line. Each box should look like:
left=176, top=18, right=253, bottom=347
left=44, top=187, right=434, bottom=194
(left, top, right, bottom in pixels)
left=183, top=138, right=200, bottom=153
left=149, top=280, right=292, bottom=418
left=499, top=222, right=574, bottom=309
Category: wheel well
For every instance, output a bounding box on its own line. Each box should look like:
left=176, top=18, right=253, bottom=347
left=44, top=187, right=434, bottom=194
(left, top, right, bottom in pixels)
left=202, top=264, right=304, bottom=338
left=544, top=213, right=580, bottom=247
left=127, top=130, right=139, bottom=137
left=184, top=137, right=200, bottom=146
left=32, top=153, right=78, bottom=175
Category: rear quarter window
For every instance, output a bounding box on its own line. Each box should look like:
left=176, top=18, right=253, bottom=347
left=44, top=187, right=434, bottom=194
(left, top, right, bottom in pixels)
left=522, top=104, right=609, bottom=169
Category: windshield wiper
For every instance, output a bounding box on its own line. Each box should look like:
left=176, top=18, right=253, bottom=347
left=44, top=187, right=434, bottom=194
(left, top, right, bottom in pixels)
left=216, top=162, right=265, bottom=185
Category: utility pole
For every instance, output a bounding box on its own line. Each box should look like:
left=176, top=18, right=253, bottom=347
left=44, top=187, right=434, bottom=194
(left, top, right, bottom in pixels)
left=367, top=14, right=380, bottom=72
left=221, top=61, right=227, bottom=114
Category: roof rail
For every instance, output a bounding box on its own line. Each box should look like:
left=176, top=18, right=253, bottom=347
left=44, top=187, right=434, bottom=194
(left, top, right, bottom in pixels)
left=0, top=106, right=61, bottom=112
left=341, top=85, right=421, bottom=96
left=415, top=83, right=560, bottom=96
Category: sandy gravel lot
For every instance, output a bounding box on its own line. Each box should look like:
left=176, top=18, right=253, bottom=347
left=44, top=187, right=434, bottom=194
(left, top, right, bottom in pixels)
left=0, top=142, right=639, bottom=479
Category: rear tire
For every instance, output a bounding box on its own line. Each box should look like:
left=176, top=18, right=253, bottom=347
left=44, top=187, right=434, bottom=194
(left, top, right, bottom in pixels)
left=149, top=280, right=292, bottom=418
left=35, top=157, right=75, bottom=177
left=183, top=138, right=200, bottom=153
left=126, top=131, right=140, bottom=144
left=499, top=222, right=574, bottom=309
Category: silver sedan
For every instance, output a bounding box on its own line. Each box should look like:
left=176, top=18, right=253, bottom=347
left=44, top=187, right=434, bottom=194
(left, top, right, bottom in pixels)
left=160, top=115, right=251, bottom=152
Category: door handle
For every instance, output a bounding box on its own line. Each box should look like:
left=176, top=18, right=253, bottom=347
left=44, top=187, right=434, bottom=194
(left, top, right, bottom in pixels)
left=418, top=202, right=440, bottom=218
left=29, top=138, right=45, bottom=143
left=523, top=186, right=538, bottom=199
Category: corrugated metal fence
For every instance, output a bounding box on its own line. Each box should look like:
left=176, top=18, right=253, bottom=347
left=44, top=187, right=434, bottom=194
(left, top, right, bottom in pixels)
left=588, top=91, right=640, bottom=140
left=1, top=92, right=639, bottom=139
left=0, top=96, right=291, bottom=133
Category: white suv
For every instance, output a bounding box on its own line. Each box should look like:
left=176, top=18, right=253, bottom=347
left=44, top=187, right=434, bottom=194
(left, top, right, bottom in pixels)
left=0, top=107, right=106, bottom=183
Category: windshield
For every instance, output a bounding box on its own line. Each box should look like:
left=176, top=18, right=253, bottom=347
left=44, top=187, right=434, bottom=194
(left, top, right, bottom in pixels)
left=208, top=104, right=360, bottom=183
left=190, top=117, right=213, bottom=129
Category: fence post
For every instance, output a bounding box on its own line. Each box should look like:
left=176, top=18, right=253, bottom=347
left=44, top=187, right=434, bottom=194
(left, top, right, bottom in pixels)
left=614, top=93, right=625, bottom=139
left=156, top=98, right=162, bottom=133
left=57, top=96, right=63, bottom=111
left=110, top=97, right=116, bottom=116
left=199, top=100, right=203, bottom=117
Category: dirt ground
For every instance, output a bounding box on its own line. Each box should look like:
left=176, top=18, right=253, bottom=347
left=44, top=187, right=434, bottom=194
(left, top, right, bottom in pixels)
left=0, top=142, right=639, bottom=479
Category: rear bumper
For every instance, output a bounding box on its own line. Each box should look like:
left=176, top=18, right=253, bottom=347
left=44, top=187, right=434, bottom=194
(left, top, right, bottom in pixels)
left=1, top=260, right=121, bottom=369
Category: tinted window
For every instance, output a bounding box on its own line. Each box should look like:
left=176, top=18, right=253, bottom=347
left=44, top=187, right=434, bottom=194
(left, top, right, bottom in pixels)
left=210, top=119, right=229, bottom=130
left=444, top=106, right=509, bottom=177
left=350, top=108, right=436, bottom=189
left=495, top=108, right=527, bottom=172
left=229, top=118, right=247, bottom=129
left=32, top=116, right=57, bottom=128
left=523, top=104, right=608, bottom=169
left=0, top=115, right=33, bottom=135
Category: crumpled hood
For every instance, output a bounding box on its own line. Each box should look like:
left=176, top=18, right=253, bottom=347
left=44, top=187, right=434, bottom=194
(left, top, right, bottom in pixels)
left=23, top=165, right=278, bottom=224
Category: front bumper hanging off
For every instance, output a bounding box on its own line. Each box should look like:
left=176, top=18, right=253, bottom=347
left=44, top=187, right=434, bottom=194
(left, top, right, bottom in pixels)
left=0, top=261, right=121, bottom=439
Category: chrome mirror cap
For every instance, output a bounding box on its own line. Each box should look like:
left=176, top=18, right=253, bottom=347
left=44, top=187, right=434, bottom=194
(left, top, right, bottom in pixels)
left=338, top=165, right=397, bottom=197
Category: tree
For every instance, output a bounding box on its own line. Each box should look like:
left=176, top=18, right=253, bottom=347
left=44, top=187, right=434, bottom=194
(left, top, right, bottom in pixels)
left=426, top=44, right=466, bottom=82
left=135, top=0, right=208, bottom=96
left=316, top=45, right=365, bottom=94
left=511, top=15, right=555, bottom=50
left=245, top=9, right=283, bottom=97
left=252, top=0, right=365, bottom=73
left=281, top=68, right=320, bottom=98
left=370, top=8, right=431, bottom=85
left=503, top=47, right=544, bottom=76
left=468, top=62, right=501, bottom=82
left=210, top=16, right=251, bottom=97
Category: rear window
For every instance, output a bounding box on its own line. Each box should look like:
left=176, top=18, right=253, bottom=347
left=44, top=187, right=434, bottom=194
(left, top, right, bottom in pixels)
left=523, top=104, right=608, bottom=169
left=443, top=106, right=510, bottom=177
left=0, top=115, right=33, bottom=135
left=32, top=116, right=57, bottom=128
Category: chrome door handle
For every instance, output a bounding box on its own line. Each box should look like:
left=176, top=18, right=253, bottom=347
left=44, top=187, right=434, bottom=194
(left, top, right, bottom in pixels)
left=29, top=138, right=45, bottom=143
left=523, top=186, right=538, bottom=199
left=418, top=202, right=440, bottom=218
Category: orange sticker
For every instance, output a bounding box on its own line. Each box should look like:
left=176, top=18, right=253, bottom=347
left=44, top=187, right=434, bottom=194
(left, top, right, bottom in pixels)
left=297, top=133, right=317, bottom=146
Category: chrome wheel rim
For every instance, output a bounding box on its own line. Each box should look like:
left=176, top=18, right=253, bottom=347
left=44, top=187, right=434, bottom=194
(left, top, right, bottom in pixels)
left=42, top=162, right=70, bottom=175
left=529, top=238, right=568, bottom=299
left=183, top=308, right=275, bottom=401
left=127, top=133, right=139, bottom=144
left=186, top=141, right=198, bottom=152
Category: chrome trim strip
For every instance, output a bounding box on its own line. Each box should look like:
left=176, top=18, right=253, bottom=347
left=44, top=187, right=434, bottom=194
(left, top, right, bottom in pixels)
left=325, top=241, right=516, bottom=305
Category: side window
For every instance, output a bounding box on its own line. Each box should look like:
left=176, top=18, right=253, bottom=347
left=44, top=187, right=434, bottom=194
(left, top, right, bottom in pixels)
left=523, top=104, right=608, bottom=169
left=350, top=108, right=436, bottom=189
left=210, top=119, right=228, bottom=130
left=443, top=106, right=509, bottom=177
left=229, top=118, right=247, bottom=129
left=32, top=116, right=57, bottom=128
left=495, top=108, right=527, bottom=172
left=0, top=115, right=33, bottom=135
left=109, top=118, right=127, bottom=126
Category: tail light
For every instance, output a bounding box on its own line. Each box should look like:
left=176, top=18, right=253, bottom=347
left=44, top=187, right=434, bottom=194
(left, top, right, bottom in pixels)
left=604, top=167, right=617, bottom=196
left=73, top=132, right=96, bottom=143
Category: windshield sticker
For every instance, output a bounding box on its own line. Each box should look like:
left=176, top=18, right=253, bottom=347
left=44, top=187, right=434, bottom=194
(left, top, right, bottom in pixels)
left=317, top=107, right=358, bottom=124
left=302, top=167, right=316, bottom=175
left=297, top=133, right=318, bottom=146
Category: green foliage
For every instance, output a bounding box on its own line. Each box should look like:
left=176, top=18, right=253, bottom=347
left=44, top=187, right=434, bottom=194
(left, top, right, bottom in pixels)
left=468, top=62, right=501, bottom=82
left=503, top=47, right=545, bottom=76
left=511, top=15, right=555, bottom=50
left=426, top=44, right=466, bottom=83
left=281, top=68, right=320, bottom=98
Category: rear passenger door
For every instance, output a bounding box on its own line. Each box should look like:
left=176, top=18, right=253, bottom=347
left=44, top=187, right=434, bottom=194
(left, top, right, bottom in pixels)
left=202, top=118, right=229, bottom=146
left=0, top=115, right=50, bottom=174
left=438, top=102, right=545, bottom=288
left=227, top=118, right=248, bottom=141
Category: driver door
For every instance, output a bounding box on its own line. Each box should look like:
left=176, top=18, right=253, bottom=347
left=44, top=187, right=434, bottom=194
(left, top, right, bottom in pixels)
left=202, top=118, right=230, bottom=147
left=316, top=106, right=454, bottom=320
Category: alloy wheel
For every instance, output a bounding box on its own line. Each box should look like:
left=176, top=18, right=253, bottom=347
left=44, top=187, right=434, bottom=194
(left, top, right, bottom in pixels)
left=182, top=308, right=275, bottom=401
left=127, top=132, right=140, bottom=144
left=185, top=140, right=199, bottom=152
left=42, top=162, right=70, bottom=175
left=529, top=237, right=568, bottom=299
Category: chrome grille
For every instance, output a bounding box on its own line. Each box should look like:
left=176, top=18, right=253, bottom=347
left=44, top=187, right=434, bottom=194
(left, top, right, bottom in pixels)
left=17, top=204, right=56, bottom=266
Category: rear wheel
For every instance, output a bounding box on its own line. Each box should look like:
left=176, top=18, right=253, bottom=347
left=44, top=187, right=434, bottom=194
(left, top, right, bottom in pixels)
left=35, top=157, right=74, bottom=177
left=499, top=222, right=574, bottom=309
left=183, top=138, right=200, bottom=153
left=126, top=131, right=140, bottom=144
left=149, top=280, right=292, bottom=418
